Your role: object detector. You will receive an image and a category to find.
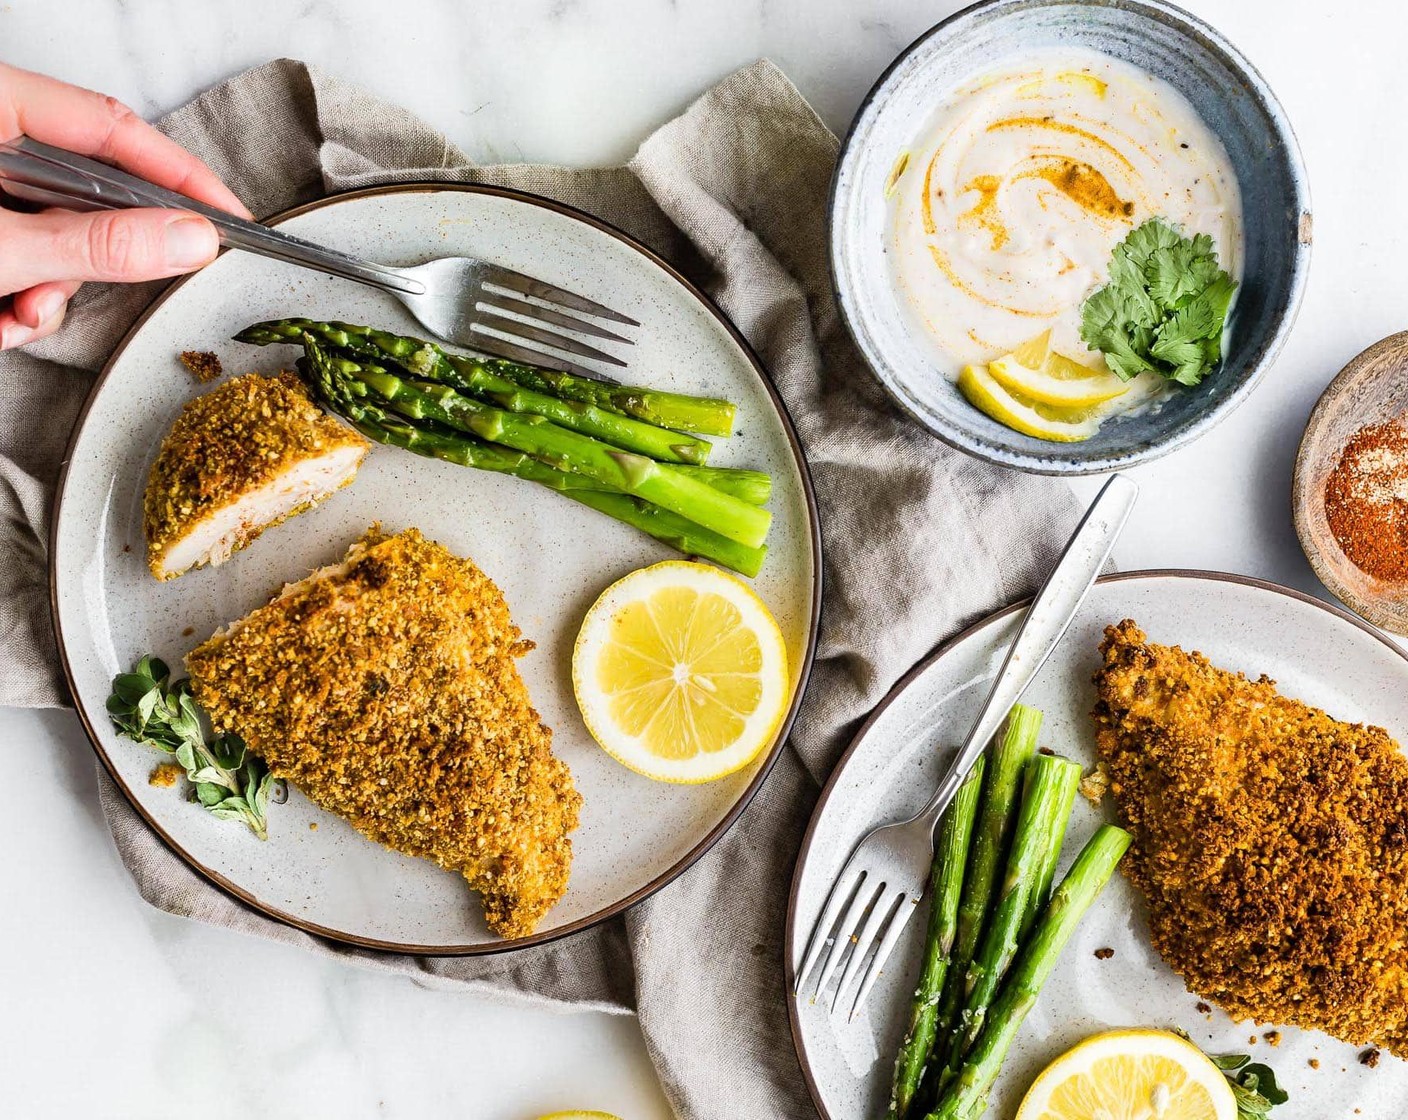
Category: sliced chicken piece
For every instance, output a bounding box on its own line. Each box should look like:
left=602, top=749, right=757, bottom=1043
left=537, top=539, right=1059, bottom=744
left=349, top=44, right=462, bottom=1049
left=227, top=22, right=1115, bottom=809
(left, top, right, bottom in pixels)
left=143, top=372, right=368, bottom=580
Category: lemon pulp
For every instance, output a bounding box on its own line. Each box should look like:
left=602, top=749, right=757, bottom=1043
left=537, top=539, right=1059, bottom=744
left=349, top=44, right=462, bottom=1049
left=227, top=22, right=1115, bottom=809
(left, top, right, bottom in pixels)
left=573, top=561, right=789, bottom=783
left=1016, top=1029, right=1238, bottom=1120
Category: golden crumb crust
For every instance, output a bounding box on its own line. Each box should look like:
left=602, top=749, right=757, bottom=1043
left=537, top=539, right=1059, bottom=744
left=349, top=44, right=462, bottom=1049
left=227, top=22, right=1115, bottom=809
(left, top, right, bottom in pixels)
left=143, top=372, right=368, bottom=579
left=1093, top=619, right=1408, bottom=1055
left=186, top=527, right=581, bottom=939
left=178, top=350, right=223, bottom=382
left=148, top=762, right=184, bottom=788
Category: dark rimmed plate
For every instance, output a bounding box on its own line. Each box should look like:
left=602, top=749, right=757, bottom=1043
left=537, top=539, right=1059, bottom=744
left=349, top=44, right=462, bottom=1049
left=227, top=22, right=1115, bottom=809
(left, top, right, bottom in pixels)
left=52, top=183, right=821, bottom=954
left=787, top=571, right=1405, bottom=1118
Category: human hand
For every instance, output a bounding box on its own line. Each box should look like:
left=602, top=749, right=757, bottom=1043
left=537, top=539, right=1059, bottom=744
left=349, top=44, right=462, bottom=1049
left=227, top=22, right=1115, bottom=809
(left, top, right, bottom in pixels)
left=0, top=63, right=251, bottom=350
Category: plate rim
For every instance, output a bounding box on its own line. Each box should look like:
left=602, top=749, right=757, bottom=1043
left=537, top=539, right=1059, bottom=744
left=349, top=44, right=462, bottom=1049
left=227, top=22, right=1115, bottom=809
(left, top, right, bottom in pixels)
left=49, top=180, right=824, bottom=957
left=826, top=0, right=1312, bottom=476
left=784, top=568, right=1405, bottom=1119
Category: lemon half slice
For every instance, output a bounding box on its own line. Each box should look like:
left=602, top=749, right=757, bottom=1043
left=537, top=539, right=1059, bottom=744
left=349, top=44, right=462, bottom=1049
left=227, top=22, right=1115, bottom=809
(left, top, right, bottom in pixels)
left=1016, top=1029, right=1237, bottom=1120
left=989, top=349, right=1130, bottom=408
left=572, top=560, right=789, bottom=783
left=959, top=363, right=1107, bottom=442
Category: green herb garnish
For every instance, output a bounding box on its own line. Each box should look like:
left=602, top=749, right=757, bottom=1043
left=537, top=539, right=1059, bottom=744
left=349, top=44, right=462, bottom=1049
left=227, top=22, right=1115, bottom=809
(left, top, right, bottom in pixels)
left=1079, top=217, right=1237, bottom=387
left=107, top=655, right=277, bottom=840
left=1212, top=1053, right=1289, bottom=1118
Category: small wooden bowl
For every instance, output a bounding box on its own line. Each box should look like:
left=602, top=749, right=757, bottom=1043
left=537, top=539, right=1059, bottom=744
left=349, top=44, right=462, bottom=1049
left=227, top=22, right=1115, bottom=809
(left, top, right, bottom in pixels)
left=1293, top=331, right=1408, bottom=634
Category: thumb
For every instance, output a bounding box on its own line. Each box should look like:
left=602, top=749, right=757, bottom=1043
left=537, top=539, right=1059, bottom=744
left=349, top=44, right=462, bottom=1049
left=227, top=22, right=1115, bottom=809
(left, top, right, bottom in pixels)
left=0, top=207, right=219, bottom=291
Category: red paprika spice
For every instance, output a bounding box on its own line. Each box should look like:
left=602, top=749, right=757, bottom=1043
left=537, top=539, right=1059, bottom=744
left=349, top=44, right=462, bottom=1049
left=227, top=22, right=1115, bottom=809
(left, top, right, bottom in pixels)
left=1324, top=418, right=1408, bottom=581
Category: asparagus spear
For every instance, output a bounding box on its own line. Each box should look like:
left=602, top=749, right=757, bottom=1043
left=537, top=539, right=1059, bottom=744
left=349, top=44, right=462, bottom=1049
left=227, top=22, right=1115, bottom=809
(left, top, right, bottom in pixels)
left=888, top=758, right=986, bottom=1120
left=926, top=826, right=1132, bottom=1120
left=1018, top=767, right=1081, bottom=944
left=669, top=464, right=771, bottom=507
left=263, top=320, right=771, bottom=506
left=325, top=350, right=772, bottom=549
left=918, top=706, right=1041, bottom=1107
left=299, top=344, right=768, bottom=576
left=482, top=358, right=737, bottom=437
left=237, top=319, right=730, bottom=450
left=945, top=755, right=1083, bottom=1071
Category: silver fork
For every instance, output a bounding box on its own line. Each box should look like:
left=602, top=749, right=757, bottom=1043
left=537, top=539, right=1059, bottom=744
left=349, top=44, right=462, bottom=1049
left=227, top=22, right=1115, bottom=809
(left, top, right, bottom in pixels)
left=0, top=137, right=636, bottom=382
left=793, top=474, right=1138, bottom=1020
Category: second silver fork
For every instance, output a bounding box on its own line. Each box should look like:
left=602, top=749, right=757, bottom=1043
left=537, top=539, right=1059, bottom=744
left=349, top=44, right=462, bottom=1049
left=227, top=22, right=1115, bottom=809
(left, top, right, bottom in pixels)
left=792, top=474, right=1138, bottom=1020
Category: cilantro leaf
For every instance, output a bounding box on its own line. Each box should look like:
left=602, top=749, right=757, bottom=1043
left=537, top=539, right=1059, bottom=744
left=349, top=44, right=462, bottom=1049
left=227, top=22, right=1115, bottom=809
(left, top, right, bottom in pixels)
left=1079, top=217, right=1237, bottom=386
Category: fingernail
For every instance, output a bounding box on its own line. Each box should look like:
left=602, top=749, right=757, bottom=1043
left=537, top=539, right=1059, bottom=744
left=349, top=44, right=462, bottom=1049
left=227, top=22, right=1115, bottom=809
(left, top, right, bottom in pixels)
left=163, top=217, right=217, bottom=269
left=34, top=289, right=65, bottom=326
left=0, top=323, right=30, bottom=350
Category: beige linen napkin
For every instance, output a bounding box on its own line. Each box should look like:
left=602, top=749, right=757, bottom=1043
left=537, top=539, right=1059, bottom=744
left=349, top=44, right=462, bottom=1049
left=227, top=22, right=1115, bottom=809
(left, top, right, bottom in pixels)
left=0, top=59, right=1078, bottom=1117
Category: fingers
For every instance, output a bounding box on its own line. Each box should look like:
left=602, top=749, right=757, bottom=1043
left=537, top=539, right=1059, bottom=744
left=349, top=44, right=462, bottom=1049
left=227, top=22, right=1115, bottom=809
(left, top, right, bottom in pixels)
left=0, top=63, right=252, bottom=219
left=0, top=285, right=72, bottom=349
left=9, top=279, right=80, bottom=328
left=0, top=206, right=218, bottom=291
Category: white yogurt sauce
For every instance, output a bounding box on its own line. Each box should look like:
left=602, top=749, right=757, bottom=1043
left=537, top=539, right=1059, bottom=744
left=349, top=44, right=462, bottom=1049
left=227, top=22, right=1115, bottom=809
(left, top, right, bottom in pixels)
left=887, top=49, right=1243, bottom=386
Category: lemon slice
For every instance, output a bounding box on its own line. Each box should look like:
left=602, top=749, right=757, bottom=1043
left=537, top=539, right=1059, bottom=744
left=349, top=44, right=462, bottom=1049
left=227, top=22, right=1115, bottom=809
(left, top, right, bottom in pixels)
left=958, top=363, right=1106, bottom=442
left=1009, top=329, right=1053, bottom=369
left=990, top=349, right=1131, bottom=408
left=1016, top=1029, right=1237, bottom=1120
left=535, top=1112, right=623, bottom=1120
left=572, top=560, right=789, bottom=783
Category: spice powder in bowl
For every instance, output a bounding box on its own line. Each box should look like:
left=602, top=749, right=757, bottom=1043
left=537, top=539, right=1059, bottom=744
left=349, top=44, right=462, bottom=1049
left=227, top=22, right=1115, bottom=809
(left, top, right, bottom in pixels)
left=1324, top=418, right=1408, bottom=581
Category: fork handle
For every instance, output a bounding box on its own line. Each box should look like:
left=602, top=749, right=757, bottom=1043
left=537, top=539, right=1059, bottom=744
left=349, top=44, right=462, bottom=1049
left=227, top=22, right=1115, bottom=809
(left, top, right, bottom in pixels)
left=0, top=137, right=425, bottom=296
left=915, top=474, right=1138, bottom=832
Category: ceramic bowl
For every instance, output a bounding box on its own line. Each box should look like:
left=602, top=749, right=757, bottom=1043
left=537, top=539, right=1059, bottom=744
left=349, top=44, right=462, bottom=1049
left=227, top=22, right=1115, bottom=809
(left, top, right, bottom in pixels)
left=830, top=0, right=1311, bottom=474
left=1293, top=333, right=1408, bottom=636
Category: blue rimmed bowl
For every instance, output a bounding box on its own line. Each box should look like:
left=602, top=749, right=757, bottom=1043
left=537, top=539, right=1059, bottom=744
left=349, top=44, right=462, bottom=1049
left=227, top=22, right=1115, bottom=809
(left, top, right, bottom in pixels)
left=830, top=0, right=1311, bottom=474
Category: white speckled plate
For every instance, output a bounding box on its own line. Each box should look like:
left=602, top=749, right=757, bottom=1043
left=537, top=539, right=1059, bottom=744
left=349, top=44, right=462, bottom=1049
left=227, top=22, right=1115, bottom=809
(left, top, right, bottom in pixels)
left=788, top=572, right=1408, bottom=1119
left=52, top=184, right=820, bottom=954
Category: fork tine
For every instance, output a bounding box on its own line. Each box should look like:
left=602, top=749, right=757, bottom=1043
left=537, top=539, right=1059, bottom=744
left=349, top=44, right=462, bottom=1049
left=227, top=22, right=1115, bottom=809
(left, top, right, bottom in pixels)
left=846, top=893, right=919, bottom=1022
left=794, top=864, right=864, bottom=997
left=478, top=293, right=634, bottom=344
left=463, top=334, right=621, bottom=384
left=814, top=875, right=883, bottom=1001
left=831, top=888, right=903, bottom=1015
left=470, top=313, right=628, bottom=367
left=483, top=265, right=641, bottom=326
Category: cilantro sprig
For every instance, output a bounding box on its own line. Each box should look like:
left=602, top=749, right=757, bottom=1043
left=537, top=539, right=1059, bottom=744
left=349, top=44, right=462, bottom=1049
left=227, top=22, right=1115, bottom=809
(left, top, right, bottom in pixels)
left=1080, top=217, right=1237, bottom=387
left=107, top=655, right=278, bottom=840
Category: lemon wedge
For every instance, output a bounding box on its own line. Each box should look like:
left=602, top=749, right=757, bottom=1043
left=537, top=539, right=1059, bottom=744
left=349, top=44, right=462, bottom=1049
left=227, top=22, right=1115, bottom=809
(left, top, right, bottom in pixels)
left=958, top=362, right=1107, bottom=442
left=572, top=560, right=789, bottom=784
left=1016, top=1029, right=1237, bottom=1120
left=990, top=347, right=1131, bottom=408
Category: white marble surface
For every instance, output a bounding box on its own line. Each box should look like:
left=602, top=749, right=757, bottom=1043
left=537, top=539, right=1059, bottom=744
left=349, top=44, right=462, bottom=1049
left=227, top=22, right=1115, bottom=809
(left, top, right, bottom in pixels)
left=3, top=0, right=1408, bottom=1115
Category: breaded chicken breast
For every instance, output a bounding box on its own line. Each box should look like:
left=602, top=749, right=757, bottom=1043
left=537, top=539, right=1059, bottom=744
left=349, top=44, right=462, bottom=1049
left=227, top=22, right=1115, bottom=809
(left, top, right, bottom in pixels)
left=1093, top=620, right=1408, bottom=1056
left=186, top=527, right=581, bottom=939
left=145, top=372, right=367, bottom=580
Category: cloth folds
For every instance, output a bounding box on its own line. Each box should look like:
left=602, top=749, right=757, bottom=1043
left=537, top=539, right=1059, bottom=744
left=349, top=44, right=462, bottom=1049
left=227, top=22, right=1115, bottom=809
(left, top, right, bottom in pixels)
left=0, top=58, right=1078, bottom=1117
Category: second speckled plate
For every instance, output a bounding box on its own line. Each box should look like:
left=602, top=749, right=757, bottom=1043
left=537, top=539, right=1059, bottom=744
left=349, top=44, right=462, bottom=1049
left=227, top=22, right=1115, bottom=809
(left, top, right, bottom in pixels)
left=788, top=572, right=1408, bottom=1120
left=52, top=184, right=820, bottom=954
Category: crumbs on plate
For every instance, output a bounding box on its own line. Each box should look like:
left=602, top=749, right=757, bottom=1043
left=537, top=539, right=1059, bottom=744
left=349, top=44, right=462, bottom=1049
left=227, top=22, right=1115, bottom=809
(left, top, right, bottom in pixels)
left=179, top=350, right=223, bottom=382
left=149, top=762, right=184, bottom=788
left=1079, top=762, right=1110, bottom=806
